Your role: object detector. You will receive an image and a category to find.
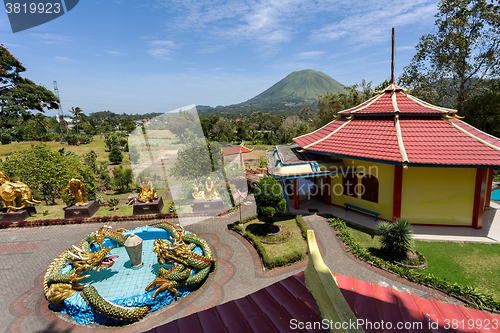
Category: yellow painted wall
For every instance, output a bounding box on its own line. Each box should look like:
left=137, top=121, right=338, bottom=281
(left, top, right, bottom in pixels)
left=330, top=159, right=395, bottom=221
left=401, top=167, right=476, bottom=226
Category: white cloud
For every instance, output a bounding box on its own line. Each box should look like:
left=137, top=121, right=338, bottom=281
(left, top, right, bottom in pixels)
left=396, top=45, right=416, bottom=52
left=106, top=50, right=125, bottom=56
left=296, top=51, right=325, bottom=59
left=311, top=0, right=437, bottom=46
left=55, top=56, right=77, bottom=63
left=146, top=40, right=178, bottom=59
left=28, top=32, right=72, bottom=45
left=156, top=0, right=335, bottom=53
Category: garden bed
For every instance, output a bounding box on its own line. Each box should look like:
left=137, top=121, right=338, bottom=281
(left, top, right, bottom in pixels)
left=229, top=214, right=308, bottom=270
left=330, top=218, right=500, bottom=312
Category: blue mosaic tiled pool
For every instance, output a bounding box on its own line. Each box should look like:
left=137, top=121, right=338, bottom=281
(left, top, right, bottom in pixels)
left=53, top=226, right=207, bottom=325
left=81, top=239, right=166, bottom=298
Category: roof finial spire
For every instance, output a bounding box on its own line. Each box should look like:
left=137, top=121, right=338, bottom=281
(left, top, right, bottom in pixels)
left=391, top=27, right=395, bottom=85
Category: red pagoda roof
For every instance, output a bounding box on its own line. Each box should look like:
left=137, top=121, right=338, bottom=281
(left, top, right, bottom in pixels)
left=294, top=86, right=500, bottom=167
left=223, top=144, right=254, bottom=156
left=339, top=84, right=456, bottom=115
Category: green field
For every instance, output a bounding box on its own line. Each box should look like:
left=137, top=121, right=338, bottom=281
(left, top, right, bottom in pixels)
left=344, top=223, right=500, bottom=299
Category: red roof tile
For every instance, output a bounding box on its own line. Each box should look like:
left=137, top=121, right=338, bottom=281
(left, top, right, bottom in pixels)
left=223, top=146, right=253, bottom=155
left=296, top=118, right=402, bottom=163
left=338, top=89, right=455, bottom=115
left=293, top=88, right=500, bottom=166
left=333, top=273, right=500, bottom=333
left=147, top=271, right=500, bottom=333
left=144, top=272, right=322, bottom=333
left=294, top=117, right=349, bottom=148
left=400, top=118, right=500, bottom=165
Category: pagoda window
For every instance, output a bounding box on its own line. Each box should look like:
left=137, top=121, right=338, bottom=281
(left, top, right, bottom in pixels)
left=361, top=175, right=379, bottom=203
left=342, top=172, right=358, bottom=197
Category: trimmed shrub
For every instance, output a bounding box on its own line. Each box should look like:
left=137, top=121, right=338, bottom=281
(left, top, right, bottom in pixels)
left=377, top=219, right=414, bottom=259
left=295, top=215, right=308, bottom=240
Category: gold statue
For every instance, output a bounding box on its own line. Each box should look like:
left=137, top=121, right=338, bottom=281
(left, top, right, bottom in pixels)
left=191, top=183, right=204, bottom=200
left=65, top=179, right=87, bottom=206
left=192, top=177, right=220, bottom=201
left=0, top=171, right=41, bottom=213
left=138, top=177, right=158, bottom=204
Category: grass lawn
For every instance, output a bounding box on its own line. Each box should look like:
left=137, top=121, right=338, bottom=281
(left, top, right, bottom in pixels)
left=241, top=215, right=308, bottom=268
left=0, top=135, right=130, bottom=165
left=344, top=223, right=500, bottom=300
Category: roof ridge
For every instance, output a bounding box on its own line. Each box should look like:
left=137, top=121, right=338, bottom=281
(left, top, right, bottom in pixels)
left=341, top=93, right=384, bottom=114
left=293, top=116, right=342, bottom=142
left=444, top=118, right=500, bottom=152
left=394, top=114, right=409, bottom=164
left=391, top=90, right=399, bottom=113
left=453, top=118, right=500, bottom=144
left=304, top=118, right=353, bottom=149
left=405, top=94, right=454, bottom=113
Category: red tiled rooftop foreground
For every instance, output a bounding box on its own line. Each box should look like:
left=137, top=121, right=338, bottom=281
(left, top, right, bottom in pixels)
left=146, top=271, right=500, bottom=333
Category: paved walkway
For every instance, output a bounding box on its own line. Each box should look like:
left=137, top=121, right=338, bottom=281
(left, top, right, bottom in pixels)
left=290, top=198, right=500, bottom=243
left=1, top=195, right=462, bottom=333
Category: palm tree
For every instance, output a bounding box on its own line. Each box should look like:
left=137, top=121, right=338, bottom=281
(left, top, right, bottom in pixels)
left=33, top=113, right=49, bottom=132
left=248, top=130, right=261, bottom=145
left=70, top=107, right=86, bottom=133
left=377, top=219, right=414, bottom=259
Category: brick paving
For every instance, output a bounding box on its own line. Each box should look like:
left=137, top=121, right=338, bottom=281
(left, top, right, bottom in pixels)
left=1, top=196, right=451, bottom=333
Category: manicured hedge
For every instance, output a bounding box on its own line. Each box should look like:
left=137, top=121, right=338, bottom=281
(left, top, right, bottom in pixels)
left=328, top=217, right=500, bottom=312
left=295, top=215, right=308, bottom=240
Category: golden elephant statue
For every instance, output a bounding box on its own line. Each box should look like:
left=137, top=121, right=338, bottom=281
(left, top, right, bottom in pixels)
left=65, top=178, right=87, bottom=206
left=0, top=171, right=41, bottom=213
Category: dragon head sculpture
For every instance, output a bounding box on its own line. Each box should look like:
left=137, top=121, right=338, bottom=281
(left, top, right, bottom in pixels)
left=67, top=245, right=118, bottom=290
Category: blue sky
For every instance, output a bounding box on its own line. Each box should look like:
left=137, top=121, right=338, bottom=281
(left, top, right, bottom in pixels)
left=0, top=0, right=439, bottom=116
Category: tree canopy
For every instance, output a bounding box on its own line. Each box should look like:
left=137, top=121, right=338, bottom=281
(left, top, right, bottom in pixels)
left=0, top=143, right=96, bottom=205
left=462, top=80, right=500, bottom=137
left=0, top=45, right=59, bottom=129
left=399, top=0, right=500, bottom=114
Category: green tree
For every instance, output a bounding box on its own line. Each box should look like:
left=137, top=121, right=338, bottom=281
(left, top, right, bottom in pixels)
left=108, top=198, right=119, bottom=211
left=0, top=45, right=59, bottom=130
left=314, top=85, right=365, bottom=128
left=95, top=161, right=112, bottom=192
left=104, top=132, right=120, bottom=151
left=399, top=0, right=500, bottom=114
left=377, top=219, right=414, bottom=259
left=170, top=139, right=224, bottom=185
left=112, top=165, right=133, bottom=193
left=462, top=80, right=500, bottom=137
left=0, top=143, right=96, bottom=205
left=247, top=129, right=261, bottom=145
left=212, top=117, right=234, bottom=142
left=166, top=111, right=201, bottom=144
left=69, top=107, right=87, bottom=133
left=254, top=177, right=286, bottom=223
left=109, top=146, right=123, bottom=164
left=129, top=144, right=140, bottom=164
left=83, top=150, right=97, bottom=173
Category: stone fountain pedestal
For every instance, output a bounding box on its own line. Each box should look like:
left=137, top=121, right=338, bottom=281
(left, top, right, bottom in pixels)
left=125, top=233, right=143, bottom=268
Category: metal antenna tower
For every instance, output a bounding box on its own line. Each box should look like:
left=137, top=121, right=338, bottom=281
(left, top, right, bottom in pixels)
left=53, top=81, right=65, bottom=140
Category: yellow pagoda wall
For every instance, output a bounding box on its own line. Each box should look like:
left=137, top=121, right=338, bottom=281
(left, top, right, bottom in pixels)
left=400, top=167, right=476, bottom=226
left=329, top=158, right=394, bottom=221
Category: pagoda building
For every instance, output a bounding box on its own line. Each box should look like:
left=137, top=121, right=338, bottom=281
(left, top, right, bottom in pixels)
left=267, top=84, right=500, bottom=228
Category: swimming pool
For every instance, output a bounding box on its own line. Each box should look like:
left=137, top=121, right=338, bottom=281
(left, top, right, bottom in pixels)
left=491, top=188, right=500, bottom=201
